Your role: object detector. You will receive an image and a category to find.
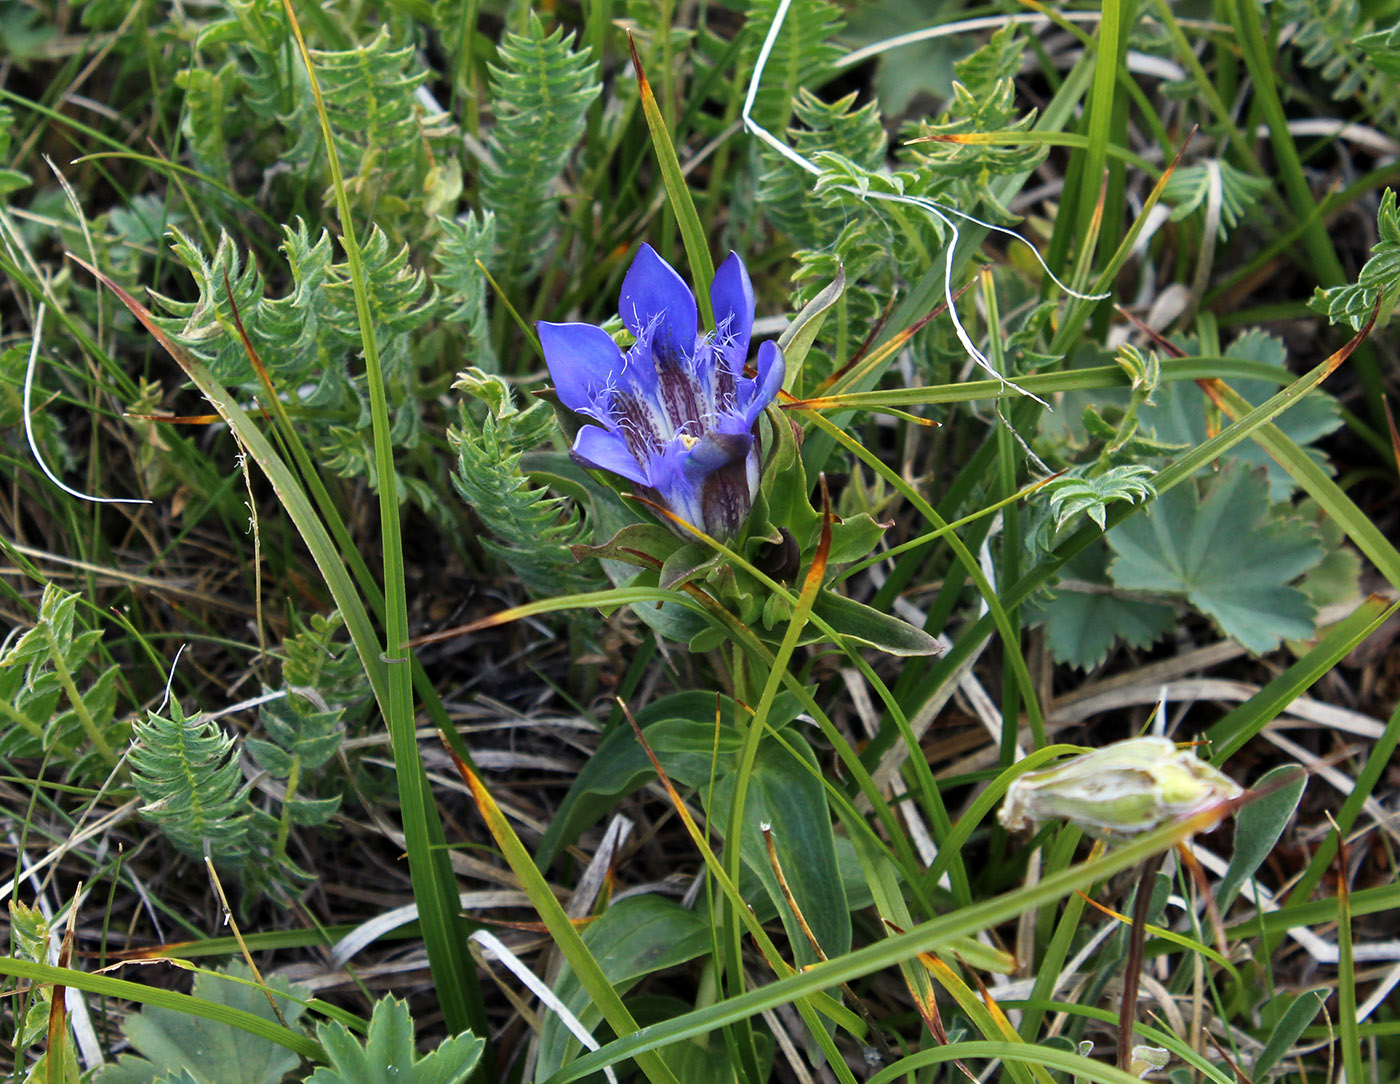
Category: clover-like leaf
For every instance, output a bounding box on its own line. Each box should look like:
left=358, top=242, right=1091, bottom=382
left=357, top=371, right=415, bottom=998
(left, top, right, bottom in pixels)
left=1106, top=466, right=1323, bottom=654
left=307, top=996, right=483, bottom=1084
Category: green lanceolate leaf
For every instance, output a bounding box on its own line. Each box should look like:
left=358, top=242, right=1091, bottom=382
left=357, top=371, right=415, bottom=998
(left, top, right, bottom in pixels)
left=535, top=694, right=752, bottom=867
left=536, top=895, right=712, bottom=1083
left=1106, top=464, right=1323, bottom=654
left=1216, top=765, right=1307, bottom=914
left=707, top=730, right=851, bottom=968
left=810, top=590, right=941, bottom=656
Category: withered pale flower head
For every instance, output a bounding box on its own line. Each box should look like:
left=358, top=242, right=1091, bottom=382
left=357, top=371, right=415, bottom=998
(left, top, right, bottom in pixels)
left=999, top=736, right=1244, bottom=840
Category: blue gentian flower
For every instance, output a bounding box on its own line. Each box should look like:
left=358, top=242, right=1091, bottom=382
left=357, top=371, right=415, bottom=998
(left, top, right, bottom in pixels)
left=539, top=244, right=785, bottom=541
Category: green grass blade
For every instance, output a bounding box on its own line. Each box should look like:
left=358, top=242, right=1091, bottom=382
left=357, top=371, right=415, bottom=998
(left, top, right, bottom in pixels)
left=549, top=810, right=1228, bottom=1083
left=455, top=758, right=683, bottom=1084
left=628, top=33, right=714, bottom=328
left=276, top=1, right=489, bottom=1048
left=0, top=958, right=323, bottom=1060
left=1206, top=598, right=1397, bottom=765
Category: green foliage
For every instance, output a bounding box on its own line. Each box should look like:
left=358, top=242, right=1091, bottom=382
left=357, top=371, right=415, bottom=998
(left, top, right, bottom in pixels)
left=306, top=996, right=484, bottom=1084
left=4, top=3, right=1395, bottom=1081
left=1033, top=331, right=1343, bottom=665
left=7, top=899, right=78, bottom=1084
left=1310, top=188, right=1400, bottom=330
left=178, top=2, right=458, bottom=226
left=0, top=583, right=125, bottom=775
left=1030, top=542, right=1176, bottom=670
left=433, top=211, right=498, bottom=368
left=1276, top=0, right=1388, bottom=105
left=1355, top=23, right=1400, bottom=77
left=1140, top=331, right=1342, bottom=501
left=536, top=895, right=712, bottom=1082
left=0, top=104, right=32, bottom=195
left=450, top=367, right=597, bottom=597
left=0, top=345, right=77, bottom=483
left=479, top=16, right=600, bottom=282
left=1033, top=463, right=1157, bottom=545
left=229, top=613, right=364, bottom=894
left=129, top=698, right=252, bottom=865
left=95, top=962, right=308, bottom=1084
left=740, top=0, right=844, bottom=131
left=756, top=90, right=898, bottom=332
left=1106, top=464, right=1324, bottom=654
left=305, top=28, right=458, bottom=213
left=150, top=223, right=444, bottom=506
left=129, top=626, right=357, bottom=893
left=907, top=25, right=1045, bottom=219
left=1216, top=765, right=1306, bottom=913
left=278, top=610, right=371, bottom=726
left=758, top=91, right=887, bottom=249
left=1162, top=159, right=1271, bottom=239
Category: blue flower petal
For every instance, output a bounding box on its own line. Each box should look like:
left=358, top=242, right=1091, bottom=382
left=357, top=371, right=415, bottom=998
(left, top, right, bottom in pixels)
left=647, top=444, right=703, bottom=527
left=571, top=425, right=650, bottom=486
left=711, top=251, right=754, bottom=360
left=618, top=244, right=697, bottom=367
left=539, top=321, right=626, bottom=417
left=682, top=427, right=753, bottom=478
left=739, top=340, right=786, bottom=425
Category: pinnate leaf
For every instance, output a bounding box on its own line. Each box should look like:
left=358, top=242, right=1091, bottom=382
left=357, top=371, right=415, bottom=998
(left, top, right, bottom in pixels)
left=1310, top=187, right=1400, bottom=329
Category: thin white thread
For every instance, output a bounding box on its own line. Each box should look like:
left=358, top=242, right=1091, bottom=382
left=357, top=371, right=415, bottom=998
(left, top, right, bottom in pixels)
left=24, top=304, right=152, bottom=507
left=741, top=0, right=1111, bottom=405
left=468, top=929, right=620, bottom=1084
left=156, top=644, right=186, bottom=715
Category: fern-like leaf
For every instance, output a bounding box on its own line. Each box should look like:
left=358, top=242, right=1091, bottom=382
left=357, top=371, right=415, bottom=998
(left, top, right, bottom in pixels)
left=1162, top=160, right=1270, bottom=239
left=741, top=0, right=843, bottom=131
left=151, top=223, right=441, bottom=498
left=129, top=699, right=250, bottom=864
left=480, top=16, right=600, bottom=282
left=450, top=368, right=596, bottom=598
left=908, top=25, right=1044, bottom=216
left=434, top=211, right=498, bottom=368
left=305, top=27, right=457, bottom=195
left=0, top=583, right=126, bottom=775
left=756, top=90, right=898, bottom=333
left=1309, top=187, right=1400, bottom=329
left=1277, top=0, right=1376, bottom=100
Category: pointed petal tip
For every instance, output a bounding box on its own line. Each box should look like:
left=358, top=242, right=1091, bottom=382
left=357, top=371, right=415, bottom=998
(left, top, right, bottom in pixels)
left=538, top=321, right=625, bottom=415
left=711, top=252, right=754, bottom=353
left=619, top=244, right=698, bottom=361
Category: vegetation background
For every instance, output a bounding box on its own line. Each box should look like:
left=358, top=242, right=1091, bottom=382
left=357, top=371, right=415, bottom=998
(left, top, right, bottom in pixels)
left=1, top=0, right=1398, bottom=1083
